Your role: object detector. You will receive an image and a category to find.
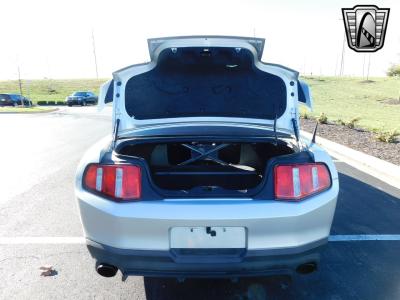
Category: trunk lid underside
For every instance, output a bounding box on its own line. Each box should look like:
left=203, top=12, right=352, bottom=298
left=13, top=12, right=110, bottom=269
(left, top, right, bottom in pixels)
left=98, top=36, right=312, bottom=137
left=124, top=47, right=287, bottom=120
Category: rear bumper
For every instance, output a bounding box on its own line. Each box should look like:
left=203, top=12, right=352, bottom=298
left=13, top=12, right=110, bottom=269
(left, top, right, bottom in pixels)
left=77, top=183, right=338, bottom=251
left=87, top=238, right=326, bottom=277
left=67, top=100, right=82, bottom=105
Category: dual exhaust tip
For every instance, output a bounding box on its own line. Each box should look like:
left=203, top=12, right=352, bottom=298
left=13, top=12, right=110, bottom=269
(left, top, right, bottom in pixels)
left=96, top=263, right=118, bottom=278
left=95, top=261, right=317, bottom=278
left=296, top=262, right=317, bottom=275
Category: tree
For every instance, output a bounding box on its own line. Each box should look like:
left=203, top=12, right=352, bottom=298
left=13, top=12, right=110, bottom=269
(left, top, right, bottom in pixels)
left=387, top=64, right=400, bottom=77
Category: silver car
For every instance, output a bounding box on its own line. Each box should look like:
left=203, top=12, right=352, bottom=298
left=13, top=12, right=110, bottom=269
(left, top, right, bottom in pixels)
left=75, top=36, right=339, bottom=279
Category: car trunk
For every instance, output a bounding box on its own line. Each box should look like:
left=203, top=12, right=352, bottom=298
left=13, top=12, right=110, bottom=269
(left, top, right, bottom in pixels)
left=117, top=139, right=296, bottom=192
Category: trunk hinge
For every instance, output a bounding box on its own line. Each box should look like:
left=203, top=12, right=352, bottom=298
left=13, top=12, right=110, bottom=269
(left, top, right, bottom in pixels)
left=273, top=114, right=278, bottom=146
left=112, top=118, right=120, bottom=149
left=291, top=118, right=299, bottom=142
left=290, top=106, right=300, bottom=145
left=292, top=109, right=301, bottom=148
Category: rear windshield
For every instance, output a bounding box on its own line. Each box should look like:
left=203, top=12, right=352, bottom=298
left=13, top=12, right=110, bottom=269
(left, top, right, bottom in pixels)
left=124, top=47, right=286, bottom=120
left=0, top=94, right=10, bottom=100
left=72, top=92, right=86, bottom=96
left=10, top=95, right=21, bottom=100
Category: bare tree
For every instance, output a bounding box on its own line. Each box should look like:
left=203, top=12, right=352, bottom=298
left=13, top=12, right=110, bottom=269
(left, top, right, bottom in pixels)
left=17, top=66, right=24, bottom=107
left=339, top=31, right=346, bottom=76
left=362, top=54, right=366, bottom=79
left=366, top=54, right=371, bottom=81
left=92, top=29, right=99, bottom=79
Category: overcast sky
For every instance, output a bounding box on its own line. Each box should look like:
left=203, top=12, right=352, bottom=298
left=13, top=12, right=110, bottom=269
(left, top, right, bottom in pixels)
left=1, top=0, right=399, bottom=80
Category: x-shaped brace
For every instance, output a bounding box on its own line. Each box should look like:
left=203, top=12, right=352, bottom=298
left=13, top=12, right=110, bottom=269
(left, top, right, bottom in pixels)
left=178, top=143, right=230, bottom=166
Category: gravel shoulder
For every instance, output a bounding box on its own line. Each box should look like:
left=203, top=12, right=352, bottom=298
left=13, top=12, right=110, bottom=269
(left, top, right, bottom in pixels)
left=301, top=118, right=400, bottom=166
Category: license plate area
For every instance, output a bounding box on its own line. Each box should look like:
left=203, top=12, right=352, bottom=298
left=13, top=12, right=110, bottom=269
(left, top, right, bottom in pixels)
left=170, top=226, right=246, bottom=249
left=170, top=227, right=247, bottom=263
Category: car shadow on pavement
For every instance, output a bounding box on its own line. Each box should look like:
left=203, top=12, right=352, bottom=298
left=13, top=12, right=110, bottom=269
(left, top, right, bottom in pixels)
left=142, top=171, right=400, bottom=300
left=143, top=275, right=294, bottom=300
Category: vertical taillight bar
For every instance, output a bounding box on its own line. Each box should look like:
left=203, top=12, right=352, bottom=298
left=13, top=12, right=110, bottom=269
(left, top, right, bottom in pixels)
left=114, top=168, right=123, bottom=198
left=274, top=163, right=331, bottom=201
left=95, top=168, right=103, bottom=191
left=83, top=164, right=141, bottom=200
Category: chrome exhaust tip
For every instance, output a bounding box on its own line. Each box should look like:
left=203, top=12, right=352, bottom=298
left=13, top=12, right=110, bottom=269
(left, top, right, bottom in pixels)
left=96, top=263, right=118, bottom=277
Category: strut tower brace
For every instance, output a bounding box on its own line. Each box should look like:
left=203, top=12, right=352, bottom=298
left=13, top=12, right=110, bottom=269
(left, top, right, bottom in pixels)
left=179, top=143, right=230, bottom=166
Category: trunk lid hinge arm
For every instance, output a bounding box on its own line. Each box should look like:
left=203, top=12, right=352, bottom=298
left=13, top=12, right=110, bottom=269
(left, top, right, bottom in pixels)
left=112, top=118, right=120, bottom=150
left=273, top=113, right=278, bottom=146
left=291, top=107, right=301, bottom=149
left=291, top=118, right=299, bottom=142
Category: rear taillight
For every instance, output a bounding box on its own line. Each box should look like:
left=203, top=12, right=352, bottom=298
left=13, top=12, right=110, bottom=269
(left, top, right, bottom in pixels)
left=274, top=163, right=331, bottom=201
left=83, top=164, right=141, bottom=200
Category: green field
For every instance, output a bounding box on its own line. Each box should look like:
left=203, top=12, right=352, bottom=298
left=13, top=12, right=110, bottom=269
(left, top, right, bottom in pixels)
left=301, top=76, right=400, bottom=132
left=0, top=77, right=399, bottom=132
left=0, top=79, right=107, bottom=103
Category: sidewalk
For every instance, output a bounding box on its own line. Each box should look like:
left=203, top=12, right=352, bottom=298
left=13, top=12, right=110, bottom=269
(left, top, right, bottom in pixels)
left=301, top=130, right=400, bottom=190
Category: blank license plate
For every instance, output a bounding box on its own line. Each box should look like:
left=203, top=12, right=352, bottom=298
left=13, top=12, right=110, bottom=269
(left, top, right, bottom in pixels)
left=170, top=227, right=246, bottom=249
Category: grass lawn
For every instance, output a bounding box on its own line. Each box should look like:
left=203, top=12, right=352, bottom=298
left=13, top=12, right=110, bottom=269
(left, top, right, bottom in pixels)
left=301, top=76, right=400, bottom=132
left=0, top=79, right=107, bottom=103
left=0, top=77, right=399, bottom=132
left=0, top=106, right=57, bottom=113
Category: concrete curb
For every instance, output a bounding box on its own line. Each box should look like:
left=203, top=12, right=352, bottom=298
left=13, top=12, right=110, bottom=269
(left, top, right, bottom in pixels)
left=301, top=130, right=400, bottom=190
left=0, top=108, right=59, bottom=114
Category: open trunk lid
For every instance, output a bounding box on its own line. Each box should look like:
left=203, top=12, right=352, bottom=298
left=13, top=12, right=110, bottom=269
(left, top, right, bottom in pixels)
left=98, top=36, right=312, bottom=139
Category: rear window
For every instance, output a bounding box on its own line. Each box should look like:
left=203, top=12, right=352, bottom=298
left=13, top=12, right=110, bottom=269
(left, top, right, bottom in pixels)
left=10, top=95, right=21, bottom=100
left=0, top=94, right=10, bottom=100
left=124, top=47, right=286, bottom=120
left=72, top=92, right=87, bottom=96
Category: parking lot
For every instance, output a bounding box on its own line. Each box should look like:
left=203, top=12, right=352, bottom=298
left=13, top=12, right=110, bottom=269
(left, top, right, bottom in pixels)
left=1, top=107, right=400, bottom=299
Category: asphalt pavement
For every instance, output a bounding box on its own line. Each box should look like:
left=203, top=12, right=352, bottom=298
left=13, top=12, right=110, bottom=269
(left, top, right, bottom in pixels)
left=0, top=106, right=399, bottom=299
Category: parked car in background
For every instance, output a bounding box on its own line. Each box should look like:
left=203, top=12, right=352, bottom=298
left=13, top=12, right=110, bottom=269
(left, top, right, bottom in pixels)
left=0, top=94, right=32, bottom=107
left=76, top=36, right=339, bottom=280
left=66, top=91, right=98, bottom=106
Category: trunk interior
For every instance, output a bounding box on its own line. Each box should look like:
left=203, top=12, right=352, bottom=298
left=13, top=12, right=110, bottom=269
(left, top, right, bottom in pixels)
left=117, top=140, right=296, bottom=192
